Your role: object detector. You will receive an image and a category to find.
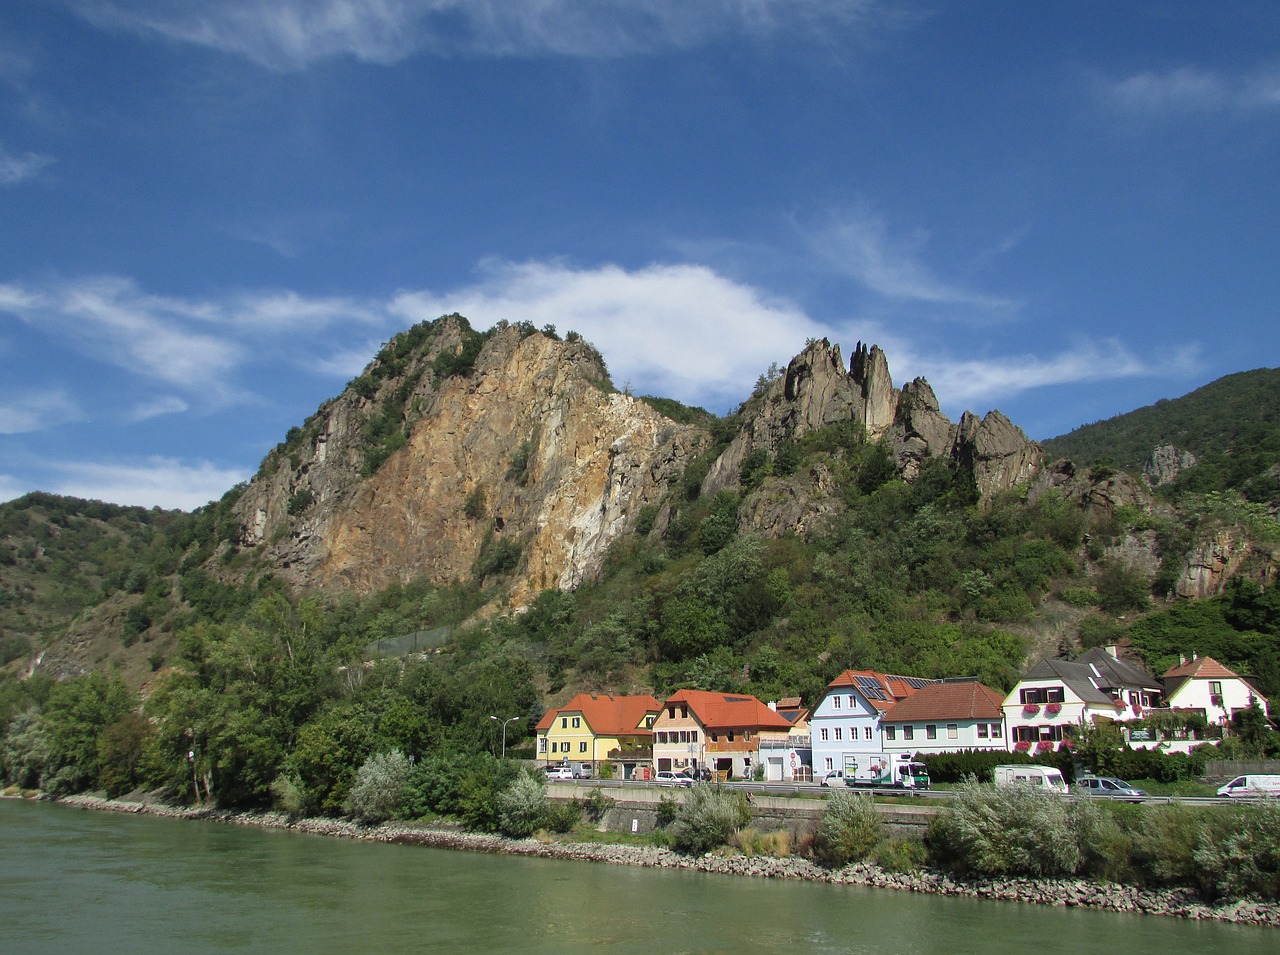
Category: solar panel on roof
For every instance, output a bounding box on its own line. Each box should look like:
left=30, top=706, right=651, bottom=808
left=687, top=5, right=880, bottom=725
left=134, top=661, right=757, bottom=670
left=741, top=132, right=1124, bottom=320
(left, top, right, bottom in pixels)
left=723, top=697, right=751, bottom=703
left=853, top=676, right=886, bottom=700
left=901, top=677, right=934, bottom=689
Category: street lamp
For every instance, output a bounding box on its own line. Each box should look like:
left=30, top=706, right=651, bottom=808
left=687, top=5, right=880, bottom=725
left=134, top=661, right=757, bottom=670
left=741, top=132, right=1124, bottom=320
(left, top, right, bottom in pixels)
left=490, top=715, right=520, bottom=760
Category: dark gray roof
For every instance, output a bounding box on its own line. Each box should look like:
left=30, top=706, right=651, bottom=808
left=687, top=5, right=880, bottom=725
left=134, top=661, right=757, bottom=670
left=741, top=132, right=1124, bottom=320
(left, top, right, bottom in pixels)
left=1076, top=647, right=1161, bottom=691
left=1022, top=658, right=1115, bottom=706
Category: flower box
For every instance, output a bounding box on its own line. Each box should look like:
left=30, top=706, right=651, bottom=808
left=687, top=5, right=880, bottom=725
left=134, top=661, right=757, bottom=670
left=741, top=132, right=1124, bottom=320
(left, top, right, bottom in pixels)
left=1022, top=703, right=1041, bottom=715
left=1013, top=740, right=1032, bottom=752
left=1036, top=741, right=1054, bottom=753
left=1045, top=702, right=1062, bottom=715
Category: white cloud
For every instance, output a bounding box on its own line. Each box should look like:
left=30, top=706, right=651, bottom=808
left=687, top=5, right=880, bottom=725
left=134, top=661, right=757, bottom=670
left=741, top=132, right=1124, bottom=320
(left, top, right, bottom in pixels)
left=72, top=0, right=882, bottom=70
left=1101, top=65, right=1280, bottom=117
left=0, top=389, right=83, bottom=434
left=393, top=259, right=829, bottom=411
left=806, top=208, right=1021, bottom=312
left=908, top=340, right=1201, bottom=412
left=127, top=395, right=189, bottom=422
left=42, top=457, right=250, bottom=510
left=0, top=473, right=30, bottom=503
left=0, top=145, right=54, bottom=185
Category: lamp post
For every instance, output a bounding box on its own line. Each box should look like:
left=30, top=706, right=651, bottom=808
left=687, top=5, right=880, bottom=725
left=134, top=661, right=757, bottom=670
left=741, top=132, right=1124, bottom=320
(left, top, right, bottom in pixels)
left=490, top=715, right=520, bottom=760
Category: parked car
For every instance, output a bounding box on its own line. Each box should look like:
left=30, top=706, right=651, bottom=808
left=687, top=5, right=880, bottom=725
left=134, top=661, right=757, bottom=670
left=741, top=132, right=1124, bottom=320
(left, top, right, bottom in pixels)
left=655, top=771, right=694, bottom=787
left=544, top=766, right=575, bottom=780
left=819, top=770, right=847, bottom=788
left=1074, top=775, right=1147, bottom=801
left=1217, top=774, right=1280, bottom=798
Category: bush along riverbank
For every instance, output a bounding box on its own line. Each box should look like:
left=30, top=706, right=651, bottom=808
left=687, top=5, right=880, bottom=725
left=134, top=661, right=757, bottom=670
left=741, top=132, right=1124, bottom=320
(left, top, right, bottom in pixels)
left=44, top=788, right=1280, bottom=929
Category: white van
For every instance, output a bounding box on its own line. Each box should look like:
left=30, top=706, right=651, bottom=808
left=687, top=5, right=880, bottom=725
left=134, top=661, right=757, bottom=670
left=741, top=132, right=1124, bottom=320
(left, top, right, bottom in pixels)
left=993, top=764, right=1069, bottom=795
left=1216, top=774, right=1280, bottom=798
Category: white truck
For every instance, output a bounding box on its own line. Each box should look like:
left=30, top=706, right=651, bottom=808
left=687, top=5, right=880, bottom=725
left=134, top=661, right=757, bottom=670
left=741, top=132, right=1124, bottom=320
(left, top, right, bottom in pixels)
left=833, top=752, right=931, bottom=790
left=1217, top=774, right=1280, bottom=798
left=993, top=764, right=1069, bottom=794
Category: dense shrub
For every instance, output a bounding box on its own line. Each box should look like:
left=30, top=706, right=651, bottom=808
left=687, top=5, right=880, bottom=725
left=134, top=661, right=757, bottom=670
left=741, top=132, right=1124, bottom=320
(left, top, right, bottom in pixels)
left=926, top=780, right=1085, bottom=877
left=669, top=785, right=751, bottom=855
left=812, top=790, right=882, bottom=867
left=1193, top=799, right=1280, bottom=900
left=345, top=750, right=411, bottom=823
left=495, top=770, right=547, bottom=838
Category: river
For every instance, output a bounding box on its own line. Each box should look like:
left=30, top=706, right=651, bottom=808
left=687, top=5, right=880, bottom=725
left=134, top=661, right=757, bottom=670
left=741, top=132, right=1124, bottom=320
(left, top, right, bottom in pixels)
left=1, top=799, right=1273, bottom=954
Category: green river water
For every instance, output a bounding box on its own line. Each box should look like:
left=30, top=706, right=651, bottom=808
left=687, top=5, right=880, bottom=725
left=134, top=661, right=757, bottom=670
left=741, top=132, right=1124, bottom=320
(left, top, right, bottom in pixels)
left=0, top=799, right=1273, bottom=954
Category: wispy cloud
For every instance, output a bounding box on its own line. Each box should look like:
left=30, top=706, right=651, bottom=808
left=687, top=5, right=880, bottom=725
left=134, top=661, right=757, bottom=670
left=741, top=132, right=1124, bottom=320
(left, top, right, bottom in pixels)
left=393, top=258, right=829, bottom=411
left=1100, top=64, right=1280, bottom=117
left=909, top=340, right=1201, bottom=412
left=0, top=276, right=390, bottom=404
left=71, top=0, right=883, bottom=70
left=0, top=144, right=54, bottom=185
left=805, top=208, right=1022, bottom=313
left=0, top=389, right=82, bottom=434
left=40, top=457, right=250, bottom=510
left=127, top=395, right=189, bottom=422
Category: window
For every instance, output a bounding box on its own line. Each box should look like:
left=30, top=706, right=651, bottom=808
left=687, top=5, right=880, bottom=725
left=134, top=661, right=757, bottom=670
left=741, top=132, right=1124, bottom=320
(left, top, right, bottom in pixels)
left=561, top=717, right=568, bottom=729
left=834, top=728, right=842, bottom=741
left=947, top=724, right=958, bottom=739
left=903, top=725, right=914, bottom=740
left=848, top=695, right=857, bottom=709
left=820, top=728, right=829, bottom=742
left=977, top=723, right=989, bottom=739
left=989, top=723, right=1002, bottom=738
left=885, top=726, right=896, bottom=740
left=645, top=716, right=655, bottom=728
left=824, top=758, right=834, bottom=771
left=538, top=737, right=547, bottom=752
left=832, top=696, right=841, bottom=710
left=1047, top=688, right=1065, bottom=704
left=926, top=724, right=937, bottom=740
left=864, top=726, right=873, bottom=740
left=727, top=731, right=735, bottom=742
left=1210, top=681, right=1223, bottom=696
left=572, top=716, right=581, bottom=728
left=579, top=741, right=587, bottom=753
left=689, top=730, right=698, bottom=742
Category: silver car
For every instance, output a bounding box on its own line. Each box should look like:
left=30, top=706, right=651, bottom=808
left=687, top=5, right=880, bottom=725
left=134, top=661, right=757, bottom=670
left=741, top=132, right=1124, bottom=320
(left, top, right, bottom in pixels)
left=1073, top=775, right=1146, bottom=802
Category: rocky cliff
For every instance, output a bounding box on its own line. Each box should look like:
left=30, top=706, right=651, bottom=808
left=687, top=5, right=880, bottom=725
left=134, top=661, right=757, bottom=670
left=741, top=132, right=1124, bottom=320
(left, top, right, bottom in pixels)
left=231, top=318, right=708, bottom=604
left=224, top=325, right=1050, bottom=605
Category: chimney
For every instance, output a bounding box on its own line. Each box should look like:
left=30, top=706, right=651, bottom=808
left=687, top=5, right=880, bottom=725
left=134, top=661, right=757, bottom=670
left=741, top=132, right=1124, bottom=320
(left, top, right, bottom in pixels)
left=767, top=701, right=777, bottom=711
left=1105, top=645, right=1118, bottom=659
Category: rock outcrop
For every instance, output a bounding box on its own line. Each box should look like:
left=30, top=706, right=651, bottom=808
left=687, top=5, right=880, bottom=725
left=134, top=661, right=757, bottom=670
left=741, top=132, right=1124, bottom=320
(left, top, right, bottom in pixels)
left=1143, top=445, right=1197, bottom=488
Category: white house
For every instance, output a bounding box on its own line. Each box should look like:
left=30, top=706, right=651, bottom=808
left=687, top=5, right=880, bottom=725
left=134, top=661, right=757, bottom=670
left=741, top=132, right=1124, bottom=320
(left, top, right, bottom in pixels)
left=1161, top=654, right=1269, bottom=726
left=1002, top=648, right=1162, bottom=756
left=880, top=679, right=1007, bottom=755
left=809, top=670, right=936, bottom=775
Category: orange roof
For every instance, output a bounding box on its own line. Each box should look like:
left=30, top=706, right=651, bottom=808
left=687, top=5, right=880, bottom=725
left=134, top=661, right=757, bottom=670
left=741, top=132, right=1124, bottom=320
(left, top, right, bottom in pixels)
left=827, top=670, right=933, bottom=713
left=1161, top=655, right=1240, bottom=681
left=662, top=689, right=794, bottom=732
left=535, top=693, right=661, bottom=736
left=882, top=680, right=1005, bottom=722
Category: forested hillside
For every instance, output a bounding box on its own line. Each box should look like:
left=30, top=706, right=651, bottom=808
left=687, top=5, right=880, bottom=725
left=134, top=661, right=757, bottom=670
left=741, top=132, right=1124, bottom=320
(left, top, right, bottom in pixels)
left=1043, top=368, right=1280, bottom=509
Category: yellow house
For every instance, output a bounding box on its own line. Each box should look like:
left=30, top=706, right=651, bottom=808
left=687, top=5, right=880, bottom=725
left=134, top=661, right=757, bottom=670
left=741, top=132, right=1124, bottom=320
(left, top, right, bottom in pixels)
left=535, top=693, right=660, bottom=779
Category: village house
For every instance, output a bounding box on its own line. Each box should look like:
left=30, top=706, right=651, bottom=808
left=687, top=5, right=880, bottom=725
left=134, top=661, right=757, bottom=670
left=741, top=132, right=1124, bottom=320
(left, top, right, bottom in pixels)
left=809, top=670, right=936, bottom=775
left=879, top=678, right=1007, bottom=755
left=1002, top=647, right=1163, bottom=755
left=535, top=693, right=660, bottom=779
left=758, top=697, right=812, bottom=782
left=651, top=689, right=794, bottom=780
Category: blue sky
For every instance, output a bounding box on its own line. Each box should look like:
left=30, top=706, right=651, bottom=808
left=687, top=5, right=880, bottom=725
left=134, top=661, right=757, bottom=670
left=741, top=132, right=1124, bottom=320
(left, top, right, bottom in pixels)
left=2, top=1, right=1278, bottom=510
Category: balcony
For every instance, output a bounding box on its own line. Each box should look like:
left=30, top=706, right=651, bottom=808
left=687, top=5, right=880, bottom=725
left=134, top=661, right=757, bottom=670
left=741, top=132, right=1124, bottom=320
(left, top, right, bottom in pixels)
left=759, top=736, right=809, bottom=750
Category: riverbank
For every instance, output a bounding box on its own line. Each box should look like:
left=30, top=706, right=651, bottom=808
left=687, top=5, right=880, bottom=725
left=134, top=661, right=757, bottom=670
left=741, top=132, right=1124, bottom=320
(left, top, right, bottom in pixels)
left=47, top=793, right=1280, bottom=928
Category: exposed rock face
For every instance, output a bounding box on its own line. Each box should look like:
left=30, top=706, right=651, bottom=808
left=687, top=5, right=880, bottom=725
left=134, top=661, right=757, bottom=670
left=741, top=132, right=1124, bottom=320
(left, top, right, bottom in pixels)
left=1143, top=445, right=1197, bottom=488
left=231, top=321, right=707, bottom=604
left=703, top=338, right=1042, bottom=502
left=1175, top=529, right=1268, bottom=599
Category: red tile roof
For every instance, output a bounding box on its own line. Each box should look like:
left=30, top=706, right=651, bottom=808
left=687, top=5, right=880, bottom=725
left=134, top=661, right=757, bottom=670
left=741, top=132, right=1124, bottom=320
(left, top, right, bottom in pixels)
left=535, top=693, right=661, bottom=736
left=1161, top=655, right=1240, bottom=681
left=662, top=689, right=794, bottom=732
left=827, top=670, right=931, bottom=713
left=881, top=680, right=1005, bottom=722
